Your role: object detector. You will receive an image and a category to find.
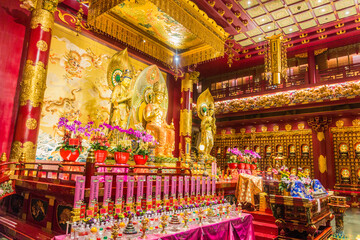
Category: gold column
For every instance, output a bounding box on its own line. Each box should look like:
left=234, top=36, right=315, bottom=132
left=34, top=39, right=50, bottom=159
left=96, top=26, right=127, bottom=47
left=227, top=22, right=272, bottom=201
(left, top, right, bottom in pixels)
left=179, top=72, right=199, bottom=162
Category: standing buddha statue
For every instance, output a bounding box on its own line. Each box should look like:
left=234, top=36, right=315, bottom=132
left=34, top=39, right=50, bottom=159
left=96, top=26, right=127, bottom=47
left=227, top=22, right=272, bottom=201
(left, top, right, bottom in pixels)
left=197, top=89, right=216, bottom=160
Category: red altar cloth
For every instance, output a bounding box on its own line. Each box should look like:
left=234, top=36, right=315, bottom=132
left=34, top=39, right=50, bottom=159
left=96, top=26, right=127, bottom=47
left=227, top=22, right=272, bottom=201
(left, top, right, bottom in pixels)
left=54, top=214, right=254, bottom=240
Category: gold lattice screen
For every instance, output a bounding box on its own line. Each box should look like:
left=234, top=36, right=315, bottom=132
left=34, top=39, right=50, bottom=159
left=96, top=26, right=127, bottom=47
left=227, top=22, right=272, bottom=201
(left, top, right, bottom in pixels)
left=331, top=120, right=360, bottom=186
left=214, top=127, right=313, bottom=177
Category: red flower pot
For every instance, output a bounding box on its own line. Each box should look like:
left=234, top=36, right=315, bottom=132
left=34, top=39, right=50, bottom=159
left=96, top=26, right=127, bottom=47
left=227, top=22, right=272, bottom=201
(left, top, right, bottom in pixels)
left=228, top=163, right=237, bottom=169
left=240, top=163, right=246, bottom=169
left=95, top=150, right=108, bottom=163
left=237, top=163, right=242, bottom=169
left=60, top=149, right=80, bottom=162
left=134, top=155, right=148, bottom=165
left=245, top=163, right=251, bottom=170
left=250, top=164, right=257, bottom=170
left=114, top=152, right=130, bottom=164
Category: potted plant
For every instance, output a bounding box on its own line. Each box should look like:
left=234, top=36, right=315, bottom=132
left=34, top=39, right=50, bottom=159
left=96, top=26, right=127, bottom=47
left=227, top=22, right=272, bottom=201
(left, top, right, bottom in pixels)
left=227, top=155, right=237, bottom=169
left=56, top=118, right=88, bottom=162
left=133, top=142, right=150, bottom=165
left=110, top=144, right=132, bottom=164
left=90, top=135, right=110, bottom=163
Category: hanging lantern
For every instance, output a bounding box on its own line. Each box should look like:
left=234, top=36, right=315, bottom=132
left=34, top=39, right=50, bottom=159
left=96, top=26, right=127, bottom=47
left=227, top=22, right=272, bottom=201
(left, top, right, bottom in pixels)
left=264, top=34, right=287, bottom=85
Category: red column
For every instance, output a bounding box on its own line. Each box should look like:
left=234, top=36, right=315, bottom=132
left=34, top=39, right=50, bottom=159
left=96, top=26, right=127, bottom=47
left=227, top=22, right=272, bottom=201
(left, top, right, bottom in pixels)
left=308, top=50, right=316, bottom=84
left=308, top=117, right=333, bottom=189
left=10, top=1, right=58, bottom=162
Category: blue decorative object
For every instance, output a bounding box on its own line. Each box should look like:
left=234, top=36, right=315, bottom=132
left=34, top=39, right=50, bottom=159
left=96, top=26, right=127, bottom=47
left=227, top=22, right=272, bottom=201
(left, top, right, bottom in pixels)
left=289, top=180, right=313, bottom=200
left=311, top=179, right=327, bottom=195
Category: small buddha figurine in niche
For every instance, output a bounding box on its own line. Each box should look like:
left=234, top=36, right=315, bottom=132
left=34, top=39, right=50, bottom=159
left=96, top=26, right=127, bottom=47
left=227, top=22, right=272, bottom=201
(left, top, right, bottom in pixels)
left=339, top=143, right=348, bottom=158
left=341, top=168, right=351, bottom=184
left=304, top=168, right=311, bottom=177
left=290, top=167, right=297, bottom=176
left=355, top=143, right=360, bottom=158
left=277, top=145, right=283, bottom=156
left=357, top=169, right=360, bottom=184
left=254, top=146, right=260, bottom=154
left=289, top=145, right=296, bottom=157
left=301, top=144, right=309, bottom=158
left=265, top=146, right=272, bottom=158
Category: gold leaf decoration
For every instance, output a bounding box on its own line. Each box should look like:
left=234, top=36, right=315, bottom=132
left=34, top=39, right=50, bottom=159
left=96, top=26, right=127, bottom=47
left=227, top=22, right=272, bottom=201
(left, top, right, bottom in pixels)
left=352, top=119, right=360, bottom=126
left=298, top=123, right=304, bottom=130
left=285, top=124, right=292, bottom=131
left=261, top=126, right=267, bottom=132
left=26, top=118, right=38, bottom=130
left=10, top=141, right=37, bottom=162
left=318, top=155, right=327, bottom=173
left=273, top=125, right=279, bottom=132
left=36, top=40, right=48, bottom=52
left=336, top=120, right=344, bottom=128
left=317, top=131, right=325, bottom=141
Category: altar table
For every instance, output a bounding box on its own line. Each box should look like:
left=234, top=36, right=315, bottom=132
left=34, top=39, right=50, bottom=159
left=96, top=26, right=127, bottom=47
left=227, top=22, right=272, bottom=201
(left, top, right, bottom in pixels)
left=54, top=214, right=254, bottom=240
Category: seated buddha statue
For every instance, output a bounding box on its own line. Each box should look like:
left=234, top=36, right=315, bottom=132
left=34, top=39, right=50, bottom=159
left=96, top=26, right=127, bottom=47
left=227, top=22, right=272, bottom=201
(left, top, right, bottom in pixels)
left=143, top=81, right=174, bottom=157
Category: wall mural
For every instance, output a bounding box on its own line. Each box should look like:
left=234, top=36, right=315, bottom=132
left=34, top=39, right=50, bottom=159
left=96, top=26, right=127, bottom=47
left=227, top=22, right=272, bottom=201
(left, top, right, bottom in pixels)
left=36, top=24, right=166, bottom=161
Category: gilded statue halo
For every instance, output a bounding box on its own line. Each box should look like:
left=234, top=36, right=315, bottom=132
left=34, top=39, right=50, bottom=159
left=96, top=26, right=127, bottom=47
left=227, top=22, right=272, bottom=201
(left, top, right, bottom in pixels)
left=107, top=48, right=134, bottom=91
left=197, top=88, right=215, bottom=120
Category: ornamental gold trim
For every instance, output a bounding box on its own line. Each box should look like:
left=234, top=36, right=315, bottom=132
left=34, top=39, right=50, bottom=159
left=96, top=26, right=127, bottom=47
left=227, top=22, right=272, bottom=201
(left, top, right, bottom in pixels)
left=30, top=9, right=54, bottom=32
left=20, top=60, right=47, bottom=107
left=10, top=141, right=37, bottom=162
left=36, top=40, right=48, bottom=52
left=26, top=118, right=38, bottom=130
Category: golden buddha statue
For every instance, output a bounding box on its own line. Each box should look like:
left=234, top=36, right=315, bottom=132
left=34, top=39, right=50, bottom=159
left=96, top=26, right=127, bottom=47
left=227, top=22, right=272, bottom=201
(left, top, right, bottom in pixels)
left=107, top=49, right=134, bottom=130
left=110, top=69, right=133, bottom=129
left=197, top=89, right=216, bottom=160
left=143, top=81, right=174, bottom=157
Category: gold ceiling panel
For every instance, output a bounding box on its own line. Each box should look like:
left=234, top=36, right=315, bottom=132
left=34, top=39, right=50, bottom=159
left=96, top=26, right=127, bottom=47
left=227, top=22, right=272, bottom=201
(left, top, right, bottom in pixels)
left=246, top=27, right=262, bottom=37
left=261, top=23, right=276, bottom=32
left=234, top=33, right=247, bottom=41
left=264, top=0, right=283, bottom=12
left=254, top=15, right=272, bottom=25
left=309, top=0, right=330, bottom=8
left=294, top=11, right=314, bottom=22
left=288, top=2, right=309, bottom=14
left=246, top=6, right=266, bottom=18
left=87, top=0, right=228, bottom=66
left=238, top=39, right=253, bottom=46
left=253, top=35, right=265, bottom=42
left=272, top=9, right=290, bottom=20
left=313, top=4, right=333, bottom=16
left=284, top=0, right=302, bottom=4
left=334, top=0, right=355, bottom=10
left=282, top=25, right=299, bottom=34
left=317, top=14, right=336, bottom=24
left=238, top=0, right=259, bottom=9
left=299, top=19, right=317, bottom=29
left=338, top=7, right=357, bottom=18
left=277, top=17, right=295, bottom=27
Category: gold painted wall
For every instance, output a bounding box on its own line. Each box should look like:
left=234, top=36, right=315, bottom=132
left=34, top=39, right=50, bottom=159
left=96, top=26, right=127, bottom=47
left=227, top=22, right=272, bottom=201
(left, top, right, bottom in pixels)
left=36, top=24, right=166, bottom=161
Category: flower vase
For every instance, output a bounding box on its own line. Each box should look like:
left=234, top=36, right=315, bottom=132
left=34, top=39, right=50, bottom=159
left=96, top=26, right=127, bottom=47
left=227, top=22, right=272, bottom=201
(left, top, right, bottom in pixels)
left=134, top=155, right=148, bottom=165
left=237, top=163, right=242, bottom=169
left=250, top=164, right=257, bottom=170
left=245, top=163, right=251, bottom=170
left=283, top=190, right=290, bottom=196
left=114, top=152, right=130, bottom=164
left=95, top=150, right=108, bottom=163
left=60, top=149, right=80, bottom=162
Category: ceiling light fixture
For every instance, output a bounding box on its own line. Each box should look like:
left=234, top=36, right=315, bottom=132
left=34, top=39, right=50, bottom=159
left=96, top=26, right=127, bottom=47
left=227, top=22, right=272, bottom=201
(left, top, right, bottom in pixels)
left=248, top=1, right=251, bottom=4
left=289, top=28, right=293, bottom=31
left=318, top=0, right=321, bottom=2
left=345, top=11, right=350, bottom=14
left=321, top=8, right=325, bottom=12
left=268, top=26, right=271, bottom=29
left=262, top=18, right=265, bottom=22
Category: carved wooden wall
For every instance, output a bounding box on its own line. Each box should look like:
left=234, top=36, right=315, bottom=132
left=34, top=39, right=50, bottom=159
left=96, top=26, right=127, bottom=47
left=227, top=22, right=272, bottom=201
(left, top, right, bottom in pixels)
left=214, top=125, right=314, bottom=177
left=331, top=119, right=360, bottom=186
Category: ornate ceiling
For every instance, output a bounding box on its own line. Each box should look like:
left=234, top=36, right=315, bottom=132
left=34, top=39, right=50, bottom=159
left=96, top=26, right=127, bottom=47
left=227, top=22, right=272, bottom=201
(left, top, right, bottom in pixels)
left=62, top=0, right=360, bottom=76
left=194, top=0, right=360, bottom=76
